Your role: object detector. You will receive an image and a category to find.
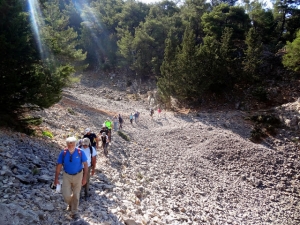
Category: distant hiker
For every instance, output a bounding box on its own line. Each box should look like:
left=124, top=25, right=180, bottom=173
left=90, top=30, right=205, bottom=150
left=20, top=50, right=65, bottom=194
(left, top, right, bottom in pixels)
left=101, top=132, right=109, bottom=156
left=79, top=138, right=97, bottom=201
left=158, top=108, right=161, bottom=118
left=130, top=113, right=133, bottom=124
left=134, top=111, right=140, bottom=123
left=104, top=118, right=112, bottom=142
left=54, top=137, right=88, bottom=219
left=83, top=128, right=99, bottom=150
left=100, top=126, right=109, bottom=136
left=113, top=115, right=118, bottom=131
left=150, top=108, right=154, bottom=119
left=118, top=114, right=123, bottom=129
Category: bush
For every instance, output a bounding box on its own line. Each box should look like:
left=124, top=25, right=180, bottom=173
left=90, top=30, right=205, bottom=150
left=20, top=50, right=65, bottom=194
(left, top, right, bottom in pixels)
left=118, top=131, right=130, bottom=141
left=249, top=114, right=281, bottom=141
left=67, top=108, right=76, bottom=115
left=136, top=172, right=143, bottom=180
left=250, top=114, right=281, bottom=127
left=250, top=126, right=265, bottom=141
left=252, top=86, right=268, bottom=101
left=42, top=130, right=53, bottom=138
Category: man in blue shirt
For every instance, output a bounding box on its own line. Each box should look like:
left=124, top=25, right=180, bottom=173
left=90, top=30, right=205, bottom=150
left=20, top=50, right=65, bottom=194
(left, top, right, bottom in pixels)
left=54, top=137, right=88, bottom=219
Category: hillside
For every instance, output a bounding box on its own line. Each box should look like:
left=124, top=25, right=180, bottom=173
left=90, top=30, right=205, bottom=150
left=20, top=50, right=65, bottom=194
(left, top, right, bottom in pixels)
left=0, top=71, right=300, bottom=225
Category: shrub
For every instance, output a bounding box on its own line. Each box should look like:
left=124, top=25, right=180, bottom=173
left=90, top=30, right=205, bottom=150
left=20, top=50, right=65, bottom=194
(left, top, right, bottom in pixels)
left=67, top=108, right=76, bottom=115
left=118, top=131, right=130, bottom=141
left=42, top=130, right=53, bottom=138
left=250, top=114, right=281, bottom=127
left=249, top=114, right=281, bottom=141
left=252, top=86, right=268, bottom=101
left=136, top=172, right=143, bottom=180
left=32, top=167, right=40, bottom=175
left=250, top=126, right=265, bottom=141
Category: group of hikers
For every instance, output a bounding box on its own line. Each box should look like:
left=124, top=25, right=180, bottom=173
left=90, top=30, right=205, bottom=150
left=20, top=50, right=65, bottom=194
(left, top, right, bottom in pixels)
left=53, top=109, right=162, bottom=219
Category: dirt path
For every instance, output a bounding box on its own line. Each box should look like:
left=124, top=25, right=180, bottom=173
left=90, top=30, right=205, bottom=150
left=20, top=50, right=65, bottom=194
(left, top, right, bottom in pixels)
left=32, top=78, right=300, bottom=225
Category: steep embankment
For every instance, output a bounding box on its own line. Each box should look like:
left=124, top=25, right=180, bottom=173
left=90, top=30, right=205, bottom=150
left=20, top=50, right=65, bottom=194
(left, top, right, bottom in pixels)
left=0, top=72, right=300, bottom=225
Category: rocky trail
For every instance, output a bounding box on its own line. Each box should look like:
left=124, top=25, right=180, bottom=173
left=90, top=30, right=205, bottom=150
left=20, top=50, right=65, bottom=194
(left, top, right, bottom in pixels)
left=0, top=72, right=300, bottom=225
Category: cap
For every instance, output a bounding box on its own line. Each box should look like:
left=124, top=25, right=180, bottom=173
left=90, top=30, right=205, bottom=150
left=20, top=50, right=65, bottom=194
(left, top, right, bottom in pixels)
left=85, top=128, right=91, bottom=134
left=82, top=138, right=90, bottom=146
left=66, top=136, right=77, bottom=143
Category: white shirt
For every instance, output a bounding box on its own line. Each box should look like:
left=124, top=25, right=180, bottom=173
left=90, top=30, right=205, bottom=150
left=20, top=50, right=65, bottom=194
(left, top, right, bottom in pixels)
left=81, top=146, right=97, bottom=167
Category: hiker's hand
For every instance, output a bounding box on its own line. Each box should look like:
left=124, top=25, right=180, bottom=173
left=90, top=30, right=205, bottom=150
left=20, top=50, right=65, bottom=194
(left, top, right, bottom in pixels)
left=54, top=179, right=60, bottom=186
left=91, top=168, right=95, bottom=176
left=82, top=178, right=87, bottom=186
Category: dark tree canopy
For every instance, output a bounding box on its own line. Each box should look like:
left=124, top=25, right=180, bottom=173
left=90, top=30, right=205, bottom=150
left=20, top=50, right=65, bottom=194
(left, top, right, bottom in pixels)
left=1, top=0, right=300, bottom=113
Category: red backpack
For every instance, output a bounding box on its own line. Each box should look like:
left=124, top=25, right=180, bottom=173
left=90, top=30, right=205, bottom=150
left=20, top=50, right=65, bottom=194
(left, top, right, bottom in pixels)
left=62, top=148, right=82, bottom=164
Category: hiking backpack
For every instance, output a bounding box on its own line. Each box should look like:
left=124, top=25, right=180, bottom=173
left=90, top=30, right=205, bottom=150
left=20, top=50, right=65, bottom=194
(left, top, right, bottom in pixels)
left=62, top=148, right=82, bottom=164
left=78, top=145, right=94, bottom=166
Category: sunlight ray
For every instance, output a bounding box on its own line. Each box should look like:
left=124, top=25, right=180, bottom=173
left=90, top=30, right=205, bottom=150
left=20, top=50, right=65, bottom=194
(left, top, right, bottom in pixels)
left=78, top=2, right=107, bottom=64
left=28, top=0, right=50, bottom=60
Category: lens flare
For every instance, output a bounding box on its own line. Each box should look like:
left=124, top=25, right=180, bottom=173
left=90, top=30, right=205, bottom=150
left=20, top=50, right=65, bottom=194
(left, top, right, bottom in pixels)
left=28, top=0, right=50, bottom=60
left=79, top=2, right=108, bottom=65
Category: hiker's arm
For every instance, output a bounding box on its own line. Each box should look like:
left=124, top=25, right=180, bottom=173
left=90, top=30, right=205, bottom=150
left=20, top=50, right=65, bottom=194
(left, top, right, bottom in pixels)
left=54, top=164, right=62, bottom=185
left=91, top=156, right=96, bottom=176
left=82, top=162, right=88, bottom=186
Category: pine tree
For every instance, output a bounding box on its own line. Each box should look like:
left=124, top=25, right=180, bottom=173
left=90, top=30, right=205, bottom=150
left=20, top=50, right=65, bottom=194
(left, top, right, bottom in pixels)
left=282, top=30, right=300, bottom=72
left=175, top=25, right=199, bottom=100
left=243, top=27, right=263, bottom=82
left=0, top=0, right=86, bottom=116
left=158, top=30, right=178, bottom=107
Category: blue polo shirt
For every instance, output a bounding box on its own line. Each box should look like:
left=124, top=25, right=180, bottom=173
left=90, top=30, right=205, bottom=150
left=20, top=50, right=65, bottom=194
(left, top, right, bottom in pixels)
left=57, top=149, right=87, bottom=174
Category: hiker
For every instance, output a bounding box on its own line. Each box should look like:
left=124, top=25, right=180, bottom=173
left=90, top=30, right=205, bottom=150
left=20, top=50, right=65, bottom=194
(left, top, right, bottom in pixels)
left=78, top=138, right=97, bottom=201
left=150, top=108, right=154, bottom=120
left=83, top=128, right=99, bottom=150
left=54, top=137, right=88, bottom=219
left=104, top=118, right=112, bottom=142
left=134, top=111, right=140, bottom=123
left=130, top=113, right=133, bottom=124
left=118, top=114, right=123, bottom=129
left=157, top=108, right=161, bottom=118
left=100, top=132, right=109, bottom=156
left=99, top=126, right=109, bottom=136
left=113, top=115, right=118, bottom=131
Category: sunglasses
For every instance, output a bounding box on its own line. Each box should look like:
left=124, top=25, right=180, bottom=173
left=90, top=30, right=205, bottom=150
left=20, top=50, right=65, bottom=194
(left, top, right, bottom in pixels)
left=70, top=154, right=73, bottom=162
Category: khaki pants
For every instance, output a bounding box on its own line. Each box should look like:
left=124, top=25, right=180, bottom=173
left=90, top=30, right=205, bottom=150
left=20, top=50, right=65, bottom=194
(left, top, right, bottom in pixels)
left=62, top=171, right=83, bottom=214
left=82, top=167, right=91, bottom=196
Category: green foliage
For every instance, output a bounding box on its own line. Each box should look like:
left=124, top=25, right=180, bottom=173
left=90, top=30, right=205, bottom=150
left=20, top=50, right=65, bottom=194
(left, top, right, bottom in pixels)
left=158, top=30, right=179, bottom=107
left=173, top=25, right=200, bottom=99
left=118, top=130, right=130, bottom=141
left=252, top=86, right=268, bottom=101
left=273, top=0, right=300, bottom=43
left=250, top=114, right=281, bottom=126
left=282, top=30, right=300, bottom=72
left=1, top=0, right=300, bottom=112
left=42, top=130, right=54, bottom=138
left=32, top=167, right=40, bottom=175
left=0, top=0, right=85, bottom=117
left=136, top=172, right=144, bottom=180
left=246, top=1, right=276, bottom=44
left=67, top=108, right=76, bottom=115
left=250, top=125, right=265, bottom=141
left=201, top=4, right=250, bottom=40
left=80, top=0, right=123, bottom=68
left=242, top=28, right=263, bottom=82
left=249, top=114, right=281, bottom=141
left=20, top=116, right=43, bottom=126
